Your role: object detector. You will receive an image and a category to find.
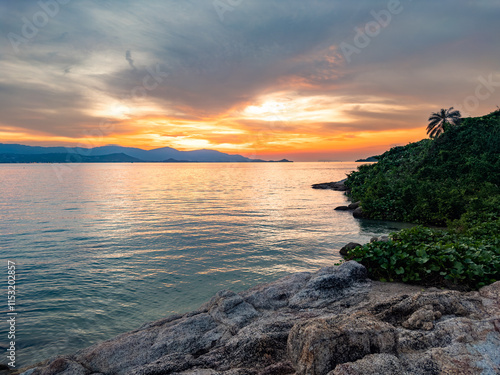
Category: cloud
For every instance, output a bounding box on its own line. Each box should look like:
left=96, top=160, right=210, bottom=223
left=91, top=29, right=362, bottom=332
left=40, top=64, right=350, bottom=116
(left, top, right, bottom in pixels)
left=125, top=50, right=136, bottom=70
left=0, top=0, right=499, bottom=158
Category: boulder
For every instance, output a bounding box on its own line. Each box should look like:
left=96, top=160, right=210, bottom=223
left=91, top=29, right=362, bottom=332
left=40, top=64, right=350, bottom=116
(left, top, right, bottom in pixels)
left=339, top=242, right=362, bottom=256
left=37, top=358, right=89, bottom=375
left=288, top=312, right=398, bottom=375
left=352, top=207, right=366, bottom=219
left=347, top=201, right=361, bottom=210
left=288, top=262, right=370, bottom=309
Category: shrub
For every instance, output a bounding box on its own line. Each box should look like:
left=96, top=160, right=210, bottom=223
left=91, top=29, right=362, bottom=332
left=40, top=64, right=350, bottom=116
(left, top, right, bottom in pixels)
left=346, top=220, right=500, bottom=289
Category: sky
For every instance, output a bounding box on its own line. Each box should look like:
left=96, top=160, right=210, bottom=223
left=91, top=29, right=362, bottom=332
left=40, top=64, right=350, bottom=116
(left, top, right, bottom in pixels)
left=0, top=0, right=499, bottom=161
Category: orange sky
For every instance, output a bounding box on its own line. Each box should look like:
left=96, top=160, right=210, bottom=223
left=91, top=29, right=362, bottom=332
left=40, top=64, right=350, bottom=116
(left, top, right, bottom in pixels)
left=0, top=84, right=432, bottom=161
left=0, top=100, right=428, bottom=161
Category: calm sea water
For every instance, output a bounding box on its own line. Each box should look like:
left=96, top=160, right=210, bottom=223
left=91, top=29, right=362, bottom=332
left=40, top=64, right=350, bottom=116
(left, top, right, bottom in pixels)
left=0, top=162, right=411, bottom=367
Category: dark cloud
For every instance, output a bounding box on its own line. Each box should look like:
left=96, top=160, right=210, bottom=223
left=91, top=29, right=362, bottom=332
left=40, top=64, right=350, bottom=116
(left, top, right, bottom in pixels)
left=125, top=50, right=136, bottom=70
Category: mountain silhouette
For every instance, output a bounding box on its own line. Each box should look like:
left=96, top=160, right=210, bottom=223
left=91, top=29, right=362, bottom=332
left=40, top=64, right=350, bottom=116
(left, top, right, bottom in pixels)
left=0, top=143, right=286, bottom=163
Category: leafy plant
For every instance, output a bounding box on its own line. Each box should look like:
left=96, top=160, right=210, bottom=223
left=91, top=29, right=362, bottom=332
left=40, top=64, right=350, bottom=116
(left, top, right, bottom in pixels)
left=346, top=220, right=500, bottom=290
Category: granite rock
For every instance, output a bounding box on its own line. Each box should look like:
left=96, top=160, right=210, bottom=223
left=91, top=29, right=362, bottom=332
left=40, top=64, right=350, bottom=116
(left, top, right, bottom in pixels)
left=19, top=262, right=500, bottom=375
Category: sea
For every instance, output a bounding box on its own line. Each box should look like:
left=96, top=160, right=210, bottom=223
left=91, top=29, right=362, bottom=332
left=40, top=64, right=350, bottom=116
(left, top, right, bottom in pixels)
left=0, top=162, right=412, bottom=367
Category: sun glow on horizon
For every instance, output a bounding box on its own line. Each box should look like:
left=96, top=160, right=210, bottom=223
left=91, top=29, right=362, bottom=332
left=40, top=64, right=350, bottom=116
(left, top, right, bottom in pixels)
left=1, top=86, right=431, bottom=160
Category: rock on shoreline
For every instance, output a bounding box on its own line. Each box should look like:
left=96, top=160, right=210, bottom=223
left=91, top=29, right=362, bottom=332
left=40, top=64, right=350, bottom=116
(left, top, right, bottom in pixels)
left=312, top=179, right=348, bottom=191
left=312, top=179, right=368, bottom=219
left=18, top=262, right=500, bottom=375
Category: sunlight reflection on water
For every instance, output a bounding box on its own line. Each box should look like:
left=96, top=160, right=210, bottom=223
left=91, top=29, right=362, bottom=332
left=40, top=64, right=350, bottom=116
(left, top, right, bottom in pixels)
left=0, top=162, right=412, bottom=366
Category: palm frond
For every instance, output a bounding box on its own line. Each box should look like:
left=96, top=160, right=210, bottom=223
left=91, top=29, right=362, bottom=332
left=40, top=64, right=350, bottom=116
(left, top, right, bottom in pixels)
left=427, top=107, right=462, bottom=138
left=429, top=127, right=439, bottom=138
left=428, top=118, right=442, bottom=126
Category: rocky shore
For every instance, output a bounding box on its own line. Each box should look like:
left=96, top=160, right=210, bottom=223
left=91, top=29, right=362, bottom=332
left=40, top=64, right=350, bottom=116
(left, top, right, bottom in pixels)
left=16, top=261, right=500, bottom=375
left=312, top=179, right=366, bottom=219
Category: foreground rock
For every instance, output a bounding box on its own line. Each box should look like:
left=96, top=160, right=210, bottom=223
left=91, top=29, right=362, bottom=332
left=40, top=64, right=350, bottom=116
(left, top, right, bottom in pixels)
left=20, top=262, right=500, bottom=375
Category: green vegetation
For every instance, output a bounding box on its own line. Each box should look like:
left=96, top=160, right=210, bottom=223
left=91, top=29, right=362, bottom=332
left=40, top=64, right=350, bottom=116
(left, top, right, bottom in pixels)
left=345, top=109, right=500, bottom=226
left=346, top=218, right=499, bottom=289
left=343, top=110, right=500, bottom=289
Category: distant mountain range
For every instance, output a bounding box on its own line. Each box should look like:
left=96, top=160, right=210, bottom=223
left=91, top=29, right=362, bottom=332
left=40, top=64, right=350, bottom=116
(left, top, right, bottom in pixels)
left=0, top=143, right=292, bottom=163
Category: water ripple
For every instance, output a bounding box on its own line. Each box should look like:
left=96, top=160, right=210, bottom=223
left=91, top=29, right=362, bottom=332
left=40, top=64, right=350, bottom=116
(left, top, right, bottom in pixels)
left=0, top=162, right=412, bottom=367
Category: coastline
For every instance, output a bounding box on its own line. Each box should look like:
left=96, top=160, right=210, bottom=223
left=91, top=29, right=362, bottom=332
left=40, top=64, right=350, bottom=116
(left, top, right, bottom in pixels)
left=312, top=179, right=367, bottom=219
left=3, top=162, right=376, bottom=370
left=10, top=177, right=500, bottom=374
left=14, top=261, right=500, bottom=375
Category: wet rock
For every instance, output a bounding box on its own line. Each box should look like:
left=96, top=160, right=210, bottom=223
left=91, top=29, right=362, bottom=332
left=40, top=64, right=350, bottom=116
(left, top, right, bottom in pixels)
left=0, top=364, right=11, bottom=375
left=311, top=183, right=331, bottom=189
left=369, top=235, right=390, bottom=243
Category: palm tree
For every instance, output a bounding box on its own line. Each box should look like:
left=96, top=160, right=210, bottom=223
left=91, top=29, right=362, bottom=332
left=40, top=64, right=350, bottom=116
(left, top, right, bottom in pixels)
left=427, top=107, right=461, bottom=138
